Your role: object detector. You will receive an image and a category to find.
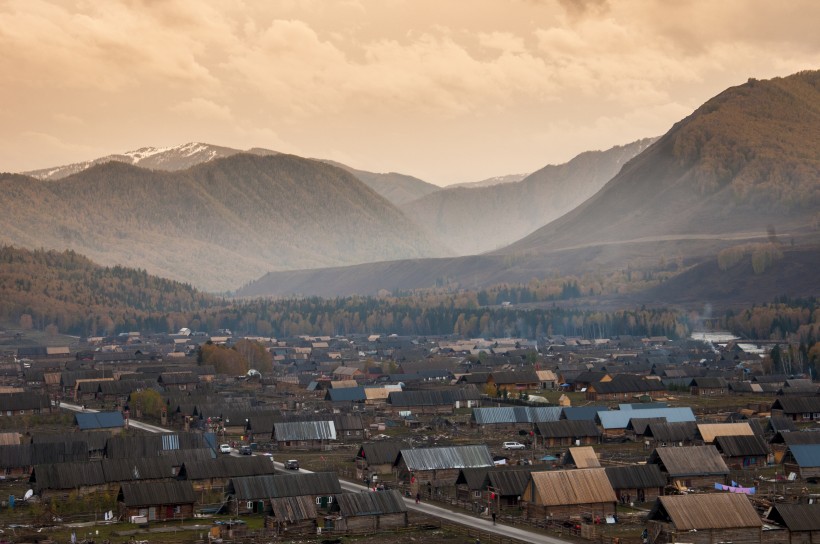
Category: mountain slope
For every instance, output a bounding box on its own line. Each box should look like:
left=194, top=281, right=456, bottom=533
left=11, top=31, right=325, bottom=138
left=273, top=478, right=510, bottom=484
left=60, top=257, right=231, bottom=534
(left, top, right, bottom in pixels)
left=499, top=71, right=820, bottom=256
left=320, top=160, right=441, bottom=205
left=22, top=142, right=274, bottom=180
left=1, top=154, right=449, bottom=291
left=448, top=173, right=529, bottom=189
left=403, top=138, right=656, bottom=255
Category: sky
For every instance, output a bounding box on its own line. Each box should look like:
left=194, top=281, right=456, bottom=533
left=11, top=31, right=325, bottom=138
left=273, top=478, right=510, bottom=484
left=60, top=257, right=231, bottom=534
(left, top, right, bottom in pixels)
left=1, top=0, right=818, bottom=187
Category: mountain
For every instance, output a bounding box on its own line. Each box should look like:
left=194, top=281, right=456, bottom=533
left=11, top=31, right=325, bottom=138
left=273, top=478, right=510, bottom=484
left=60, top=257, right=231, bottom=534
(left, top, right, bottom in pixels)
left=24, top=142, right=440, bottom=207
left=22, top=142, right=277, bottom=180
left=447, top=173, right=529, bottom=189
left=1, top=154, right=449, bottom=291
left=238, top=70, right=820, bottom=301
left=403, top=138, right=656, bottom=255
left=500, top=70, right=820, bottom=256
left=320, top=161, right=441, bottom=205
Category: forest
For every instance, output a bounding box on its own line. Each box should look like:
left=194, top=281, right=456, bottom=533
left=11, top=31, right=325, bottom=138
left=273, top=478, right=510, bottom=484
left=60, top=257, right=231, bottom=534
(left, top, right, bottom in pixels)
left=0, top=247, right=816, bottom=352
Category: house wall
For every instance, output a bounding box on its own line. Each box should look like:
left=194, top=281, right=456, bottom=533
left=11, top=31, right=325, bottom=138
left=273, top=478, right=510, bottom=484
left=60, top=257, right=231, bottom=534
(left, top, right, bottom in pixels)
left=265, top=517, right=316, bottom=536
left=275, top=439, right=332, bottom=451
left=666, top=475, right=724, bottom=489
left=613, top=486, right=661, bottom=504
left=542, top=436, right=598, bottom=447
left=524, top=501, right=615, bottom=521
left=648, top=521, right=761, bottom=544
left=723, top=455, right=766, bottom=470
left=120, top=503, right=194, bottom=522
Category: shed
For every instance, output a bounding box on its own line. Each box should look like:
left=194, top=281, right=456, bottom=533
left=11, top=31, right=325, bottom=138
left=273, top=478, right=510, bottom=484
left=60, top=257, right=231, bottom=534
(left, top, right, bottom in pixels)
left=767, top=503, right=820, bottom=543
left=563, top=446, right=600, bottom=468
left=396, top=444, right=493, bottom=496
left=266, top=496, right=317, bottom=535
left=648, top=446, right=729, bottom=489
left=329, top=490, right=408, bottom=532
left=604, top=464, right=666, bottom=504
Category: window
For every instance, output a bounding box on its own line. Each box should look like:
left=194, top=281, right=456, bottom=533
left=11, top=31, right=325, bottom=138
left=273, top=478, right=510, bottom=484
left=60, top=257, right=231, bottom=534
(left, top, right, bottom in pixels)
left=246, top=501, right=253, bottom=509
left=474, top=491, right=481, bottom=498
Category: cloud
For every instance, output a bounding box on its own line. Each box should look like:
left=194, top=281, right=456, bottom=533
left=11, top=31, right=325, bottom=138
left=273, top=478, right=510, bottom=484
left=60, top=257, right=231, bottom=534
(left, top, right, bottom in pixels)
left=170, top=98, right=232, bottom=121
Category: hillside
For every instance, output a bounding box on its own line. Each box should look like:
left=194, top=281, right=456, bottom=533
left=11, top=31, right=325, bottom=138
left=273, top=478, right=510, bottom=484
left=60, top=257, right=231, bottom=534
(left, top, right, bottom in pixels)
left=500, top=70, right=820, bottom=256
left=0, top=246, right=214, bottom=335
left=448, top=173, right=529, bottom=189
left=320, top=160, right=441, bottom=205
left=403, top=138, right=656, bottom=255
left=238, top=70, right=820, bottom=301
left=1, top=154, right=449, bottom=291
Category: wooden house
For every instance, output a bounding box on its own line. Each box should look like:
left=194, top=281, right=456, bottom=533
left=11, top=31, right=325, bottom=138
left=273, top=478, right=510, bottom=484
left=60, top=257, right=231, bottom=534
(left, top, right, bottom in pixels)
left=535, top=419, right=601, bottom=447
left=0, top=391, right=52, bottom=416
left=604, top=464, right=666, bottom=505
left=689, top=377, right=729, bottom=396
left=327, top=490, right=408, bottom=532
left=227, top=472, right=342, bottom=516
left=646, top=494, right=762, bottom=544
left=767, top=503, right=820, bottom=544
left=648, top=446, right=729, bottom=489
left=455, top=465, right=535, bottom=509
left=771, top=397, right=820, bottom=422
left=178, top=456, right=276, bottom=491
left=769, top=431, right=820, bottom=463
left=30, top=460, right=106, bottom=499
left=644, top=421, right=699, bottom=447
left=522, top=468, right=617, bottom=521
left=713, top=434, right=770, bottom=469
left=697, top=422, right=756, bottom=444
left=356, top=441, right=403, bottom=481
left=471, top=406, right=561, bottom=435
left=782, top=444, right=820, bottom=479
left=118, top=480, right=196, bottom=522
left=265, top=496, right=317, bottom=536
left=273, top=420, right=337, bottom=450
left=395, top=444, right=494, bottom=498
left=488, top=370, right=540, bottom=392
left=585, top=374, right=666, bottom=402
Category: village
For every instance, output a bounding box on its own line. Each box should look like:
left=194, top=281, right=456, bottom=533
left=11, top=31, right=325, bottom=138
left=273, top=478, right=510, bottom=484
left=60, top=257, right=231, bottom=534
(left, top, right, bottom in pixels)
left=1, top=327, right=819, bottom=544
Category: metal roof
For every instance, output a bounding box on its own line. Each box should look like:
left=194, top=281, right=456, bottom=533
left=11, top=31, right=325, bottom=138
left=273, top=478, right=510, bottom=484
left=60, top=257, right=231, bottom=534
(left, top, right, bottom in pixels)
left=178, top=456, right=276, bottom=480
left=399, top=445, right=493, bottom=471
left=562, top=406, right=609, bottom=421
left=787, top=444, right=820, bottom=468
left=74, top=411, right=124, bottom=430
left=597, top=407, right=695, bottom=430
left=274, top=421, right=337, bottom=441
left=471, top=406, right=562, bottom=425
left=536, top=419, right=601, bottom=438
left=229, top=472, right=342, bottom=500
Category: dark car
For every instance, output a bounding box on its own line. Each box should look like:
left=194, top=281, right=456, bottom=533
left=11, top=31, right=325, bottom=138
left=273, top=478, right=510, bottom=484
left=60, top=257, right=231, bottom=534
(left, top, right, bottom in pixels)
left=239, top=445, right=252, bottom=455
left=285, top=459, right=300, bottom=470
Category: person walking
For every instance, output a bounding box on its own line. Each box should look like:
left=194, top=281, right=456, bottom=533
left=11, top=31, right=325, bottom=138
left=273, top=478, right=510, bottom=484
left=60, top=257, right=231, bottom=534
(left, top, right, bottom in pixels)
left=492, top=512, right=497, bottom=525
left=415, top=492, right=420, bottom=504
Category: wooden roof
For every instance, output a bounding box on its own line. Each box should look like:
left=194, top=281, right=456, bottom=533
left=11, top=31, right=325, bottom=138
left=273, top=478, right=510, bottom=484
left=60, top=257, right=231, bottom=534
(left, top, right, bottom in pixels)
left=697, top=422, right=755, bottom=443
left=649, top=446, right=729, bottom=477
left=528, top=469, right=616, bottom=506
left=269, top=496, right=317, bottom=522
left=118, top=480, right=196, bottom=506
left=604, top=464, right=666, bottom=490
left=566, top=446, right=600, bottom=468
left=648, top=494, right=761, bottom=530
left=768, top=503, right=820, bottom=532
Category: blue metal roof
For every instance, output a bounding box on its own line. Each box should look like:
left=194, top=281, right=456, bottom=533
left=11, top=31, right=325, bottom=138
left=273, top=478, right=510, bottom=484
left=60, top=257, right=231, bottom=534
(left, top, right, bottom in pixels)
left=75, top=411, right=124, bottom=430
left=789, top=444, right=820, bottom=468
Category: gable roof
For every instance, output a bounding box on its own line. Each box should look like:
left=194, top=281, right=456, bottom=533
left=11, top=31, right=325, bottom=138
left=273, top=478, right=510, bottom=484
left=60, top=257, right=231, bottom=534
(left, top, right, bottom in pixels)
left=229, top=472, right=342, bottom=500
left=334, top=489, right=407, bottom=516
left=562, top=406, right=610, bottom=421
left=399, top=445, right=493, bottom=471
left=604, top=464, right=666, bottom=490
left=358, top=441, right=403, bottom=466
left=768, top=503, right=820, bottom=532
left=566, top=446, right=600, bottom=468
left=535, top=419, right=601, bottom=439
left=714, top=435, right=770, bottom=458
left=274, top=421, right=336, bottom=441
left=472, top=406, right=562, bottom=425
left=645, top=421, right=699, bottom=443
left=269, top=496, right=317, bottom=522
left=31, top=461, right=105, bottom=491
left=179, top=456, right=276, bottom=480
left=74, top=411, right=124, bottom=430
left=787, top=444, right=820, bottom=468
left=598, top=407, right=695, bottom=430
left=649, top=446, right=729, bottom=477
left=528, top=469, right=616, bottom=505
left=648, top=494, right=761, bottom=530
left=697, top=422, right=755, bottom=443
left=772, top=397, right=820, bottom=414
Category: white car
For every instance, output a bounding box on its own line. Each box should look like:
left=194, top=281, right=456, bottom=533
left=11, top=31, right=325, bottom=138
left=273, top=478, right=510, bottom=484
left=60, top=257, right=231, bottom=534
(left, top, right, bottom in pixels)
left=502, top=441, right=526, bottom=450
left=219, top=444, right=232, bottom=454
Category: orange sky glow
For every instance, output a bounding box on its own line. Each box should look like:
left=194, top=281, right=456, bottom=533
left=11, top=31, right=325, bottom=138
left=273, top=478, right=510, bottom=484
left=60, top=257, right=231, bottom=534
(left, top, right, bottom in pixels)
left=1, top=0, right=818, bottom=185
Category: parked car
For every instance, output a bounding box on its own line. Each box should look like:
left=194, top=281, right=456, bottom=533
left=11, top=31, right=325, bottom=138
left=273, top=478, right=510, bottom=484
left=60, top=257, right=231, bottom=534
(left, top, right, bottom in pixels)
left=219, top=444, right=232, bottom=454
left=502, top=441, right=526, bottom=450
left=285, top=459, right=300, bottom=470
left=239, top=445, right=252, bottom=455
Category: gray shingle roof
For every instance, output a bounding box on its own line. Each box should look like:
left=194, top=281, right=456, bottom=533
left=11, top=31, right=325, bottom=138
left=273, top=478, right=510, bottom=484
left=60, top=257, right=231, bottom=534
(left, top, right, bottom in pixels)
left=399, top=445, right=493, bottom=471
left=118, top=480, right=195, bottom=506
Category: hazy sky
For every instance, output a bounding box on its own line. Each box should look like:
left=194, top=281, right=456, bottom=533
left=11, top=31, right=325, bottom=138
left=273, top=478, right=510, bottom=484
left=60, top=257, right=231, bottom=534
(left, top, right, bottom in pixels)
left=1, top=0, right=818, bottom=186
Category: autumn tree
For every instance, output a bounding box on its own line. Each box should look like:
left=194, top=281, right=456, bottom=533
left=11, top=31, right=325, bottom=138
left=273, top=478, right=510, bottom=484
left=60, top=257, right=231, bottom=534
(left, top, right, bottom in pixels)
left=129, top=389, right=163, bottom=419
left=233, top=339, right=272, bottom=373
